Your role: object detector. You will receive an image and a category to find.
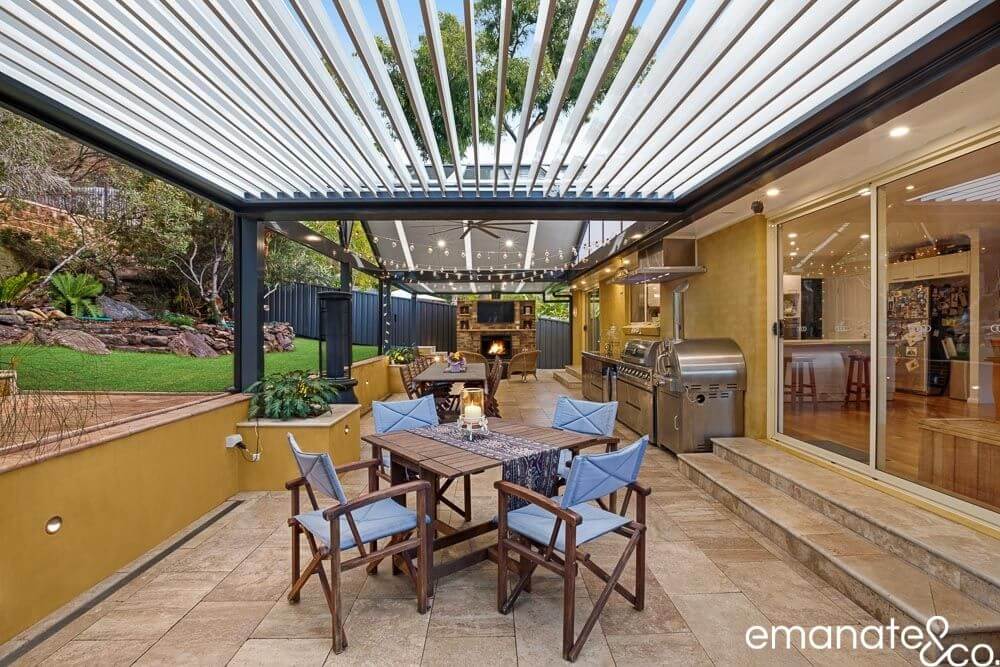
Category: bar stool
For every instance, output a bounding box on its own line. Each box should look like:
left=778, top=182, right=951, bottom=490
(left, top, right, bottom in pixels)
left=784, top=355, right=818, bottom=409
left=844, top=353, right=870, bottom=409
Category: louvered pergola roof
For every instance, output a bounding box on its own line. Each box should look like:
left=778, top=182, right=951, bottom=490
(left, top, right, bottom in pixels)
left=2, top=0, right=994, bottom=215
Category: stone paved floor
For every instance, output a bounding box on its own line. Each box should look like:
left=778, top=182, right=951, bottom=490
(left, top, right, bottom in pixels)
left=4, top=372, right=918, bottom=665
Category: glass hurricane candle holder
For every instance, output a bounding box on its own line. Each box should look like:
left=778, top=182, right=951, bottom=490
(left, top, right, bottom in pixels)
left=457, top=387, right=488, bottom=440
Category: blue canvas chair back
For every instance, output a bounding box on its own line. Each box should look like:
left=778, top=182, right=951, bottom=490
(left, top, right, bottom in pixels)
left=552, top=396, right=617, bottom=437
left=287, top=433, right=347, bottom=504
left=372, top=395, right=439, bottom=434
left=561, top=436, right=648, bottom=508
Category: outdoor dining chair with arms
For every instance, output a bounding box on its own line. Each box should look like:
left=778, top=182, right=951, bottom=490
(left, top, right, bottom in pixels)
left=285, top=434, right=431, bottom=654
left=495, top=435, right=650, bottom=662
left=551, top=396, right=619, bottom=485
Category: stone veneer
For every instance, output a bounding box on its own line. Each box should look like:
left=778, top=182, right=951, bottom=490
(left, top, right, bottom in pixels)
left=455, top=299, right=536, bottom=355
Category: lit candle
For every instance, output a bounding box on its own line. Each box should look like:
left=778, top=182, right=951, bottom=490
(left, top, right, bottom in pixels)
left=464, top=404, right=482, bottom=422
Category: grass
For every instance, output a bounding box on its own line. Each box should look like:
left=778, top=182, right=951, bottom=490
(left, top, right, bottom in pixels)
left=0, top=338, right=379, bottom=393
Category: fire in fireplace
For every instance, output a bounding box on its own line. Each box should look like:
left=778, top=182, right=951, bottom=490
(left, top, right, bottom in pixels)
left=481, top=334, right=512, bottom=359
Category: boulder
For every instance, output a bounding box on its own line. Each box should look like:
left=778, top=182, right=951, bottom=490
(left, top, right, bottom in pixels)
left=37, top=328, right=110, bottom=355
left=141, top=335, right=171, bottom=347
left=168, top=330, right=219, bottom=358
left=47, top=309, right=68, bottom=320
left=94, top=333, right=129, bottom=347
left=96, top=296, right=152, bottom=321
left=0, top=309, right=24, bottom=326
left=17, top=309, right=45, bottom=322
left=0, top=324, right=31, bottom=344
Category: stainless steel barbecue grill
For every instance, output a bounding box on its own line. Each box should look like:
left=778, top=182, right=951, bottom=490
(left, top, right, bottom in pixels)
left=654, top=338, right=746, bottom=454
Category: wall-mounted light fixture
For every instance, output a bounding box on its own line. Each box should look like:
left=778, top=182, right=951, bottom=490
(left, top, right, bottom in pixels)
left=45, top=516, right=63, bottom=535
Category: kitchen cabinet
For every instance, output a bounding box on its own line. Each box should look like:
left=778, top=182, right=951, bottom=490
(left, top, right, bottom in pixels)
left=888, top=252, right=970, bottom=282
left=582, top=354, right=607, bottom=402
left=616, top=378, right=653, bottom=435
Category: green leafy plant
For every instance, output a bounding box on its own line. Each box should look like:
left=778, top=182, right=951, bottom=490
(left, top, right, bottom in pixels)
left=247, top=370, right=339, bottom=420
left=48, top=272, right=104, bottom=318
left=0, top=272, right=38, bottom=308
left=160, top=310, right=196, bottom=327
left=386, top=346, right=416, bottom=364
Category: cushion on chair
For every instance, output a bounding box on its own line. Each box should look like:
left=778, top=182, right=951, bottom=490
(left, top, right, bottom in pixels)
left=552, top=397, right=618, bottom=437
left=506, top=499, right=630, bottom=552
left=294, top=498, right=429, bottom=550
left=373, top=395, right=439, bottom=434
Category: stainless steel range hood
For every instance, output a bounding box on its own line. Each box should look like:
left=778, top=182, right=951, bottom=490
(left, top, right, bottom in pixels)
left=611, top=238, right=705, bottom=285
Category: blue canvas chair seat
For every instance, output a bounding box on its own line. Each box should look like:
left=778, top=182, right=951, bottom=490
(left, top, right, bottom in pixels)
left=285, top=434, right=431, bottom=654
left=372, top=393, right=473, bottom=522
left=506, top=499, right=630, bottom=552
left=551, top=396, right=618, bottom=479
left=495, top=436, right=650, bottom=662
left=295, top=499, right=430, bottom=550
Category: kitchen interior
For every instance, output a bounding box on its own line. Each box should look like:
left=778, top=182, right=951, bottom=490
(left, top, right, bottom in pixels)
left=578, top=237, right=749, bottom=456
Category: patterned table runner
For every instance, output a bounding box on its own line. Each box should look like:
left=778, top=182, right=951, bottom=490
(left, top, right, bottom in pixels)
left=411, top=424, right=559, bottom=509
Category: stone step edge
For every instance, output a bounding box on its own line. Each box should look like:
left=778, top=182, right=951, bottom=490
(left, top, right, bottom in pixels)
left=562, top=365, right=582, bottom=379
left=678, top=454, right=1000, bottom=638
left=553, top=370, right=582, bottom=388
left=711, top=438, right=1000, bottom=613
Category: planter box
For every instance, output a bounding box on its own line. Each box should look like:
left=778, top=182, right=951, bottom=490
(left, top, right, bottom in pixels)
left=0, top=370, right=17, bottom=397
left=389, top=363, right=407, bottom=394
left=236, top=404, right=361, bottom=491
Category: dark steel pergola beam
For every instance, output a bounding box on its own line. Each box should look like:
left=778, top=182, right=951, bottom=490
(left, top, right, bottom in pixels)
left=261, top=220, right=382, bottom=275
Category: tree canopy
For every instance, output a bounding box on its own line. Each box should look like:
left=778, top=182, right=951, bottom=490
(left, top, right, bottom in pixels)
left=376, top=0, right=635, bottom=164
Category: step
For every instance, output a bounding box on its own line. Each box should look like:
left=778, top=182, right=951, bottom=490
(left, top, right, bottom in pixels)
left=678, top=452, right=1000, bottom=649
left=563, top=365, right=582, bottom=380
left=711, top=437, right=1000, bottom=614
left=553, top=369, right=582, bottom=390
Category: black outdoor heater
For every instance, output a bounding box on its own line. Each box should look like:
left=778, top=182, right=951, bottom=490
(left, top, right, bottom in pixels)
left=317, top=290, right=358, bottom=404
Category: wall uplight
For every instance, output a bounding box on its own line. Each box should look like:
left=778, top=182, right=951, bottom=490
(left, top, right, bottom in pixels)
left=45, top=516, right=63, bottom=535
left=889, top=126, right=910, bottom=138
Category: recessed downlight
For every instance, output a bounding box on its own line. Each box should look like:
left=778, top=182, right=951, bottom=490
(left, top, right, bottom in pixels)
left=787, top=232, right=798, bottom=239
left=889, top=126, right=910, bottom=138
left=630, top=233, right=643, bottom=239
left=860, top=233, right=870, bottom=240
left=765, top=187, right=780, bottom=197
left=436, top=238, right=447, bottom=248
left=905, top=184, right=915, bottom=191
left=858, top=188, right=871, bottom=196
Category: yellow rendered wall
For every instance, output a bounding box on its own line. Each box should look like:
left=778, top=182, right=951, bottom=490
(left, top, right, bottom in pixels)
left=685, top=214, right=768, bottom=437
left=0, top=398, right=248, bottom=643
left=352, top=355, right=390, bottom=412
left=571, top=290, right=586, bottom=366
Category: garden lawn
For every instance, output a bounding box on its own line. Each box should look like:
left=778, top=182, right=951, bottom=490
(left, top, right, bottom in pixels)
left=0, top=338, right=379, bottom=392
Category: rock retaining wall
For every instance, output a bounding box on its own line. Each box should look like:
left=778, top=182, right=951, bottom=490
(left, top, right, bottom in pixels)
left=0, top=309, right=295, bottom=356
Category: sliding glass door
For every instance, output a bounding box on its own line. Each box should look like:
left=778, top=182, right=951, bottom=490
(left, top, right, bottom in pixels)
left=775, top=196, right=873, bottom=462
left=876, top=140, right=1000, bottom=513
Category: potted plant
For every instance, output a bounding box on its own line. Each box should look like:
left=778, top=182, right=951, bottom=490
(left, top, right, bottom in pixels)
left=386, top=346, right=417, bottom=393
left=247, top=370, right=339, bottom=420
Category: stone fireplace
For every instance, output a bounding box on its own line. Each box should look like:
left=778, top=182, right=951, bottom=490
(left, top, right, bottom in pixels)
left=455, top=299, right=536, bottom=359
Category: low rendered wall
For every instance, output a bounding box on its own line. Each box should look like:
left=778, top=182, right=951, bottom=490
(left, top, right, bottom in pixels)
left=0, top=356, right=390, bottom=643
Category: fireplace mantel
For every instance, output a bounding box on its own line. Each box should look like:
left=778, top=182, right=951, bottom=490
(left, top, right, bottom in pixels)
left=455, top=299, right=536, bottom=356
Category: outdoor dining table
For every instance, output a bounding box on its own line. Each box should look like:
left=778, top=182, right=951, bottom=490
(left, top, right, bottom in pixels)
left=362, top=420, right=618, bottom=595
left=412, top=361, right=487, bottom=393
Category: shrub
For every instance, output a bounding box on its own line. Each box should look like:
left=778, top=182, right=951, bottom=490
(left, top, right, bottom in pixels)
left=247, top=370, right=339, bottom=420
left=161, top=310, right=196, bottom=327
left=386, top=346, right=416, bottom=364
left=0, top=272, right=38, bottom=308
left=49, top=272, right=104, bottom=318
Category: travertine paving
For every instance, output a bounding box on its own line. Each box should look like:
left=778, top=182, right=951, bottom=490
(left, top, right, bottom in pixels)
left=3, top=372, right=918, bottom=665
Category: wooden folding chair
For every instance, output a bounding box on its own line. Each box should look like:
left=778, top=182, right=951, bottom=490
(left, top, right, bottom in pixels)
left=496, top=436, right=650, bottom=662
left=484, top=358, right=503, bottom=418
left=285, top=434, right=431, bottom=654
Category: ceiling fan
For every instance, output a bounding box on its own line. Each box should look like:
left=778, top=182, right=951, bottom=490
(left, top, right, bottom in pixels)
left=435, top=220, right=534, bottom=240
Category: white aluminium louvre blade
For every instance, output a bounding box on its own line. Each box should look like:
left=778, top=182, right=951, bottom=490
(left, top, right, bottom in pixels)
left=624, top=0, right=858, bottom=197
left=421, top=0, right=464, bottom=192
left=524, top=0, right=598, bottom=192
left=613, top=0, right=820, bottom=197
left=1, top=4, right=262, bottom=195
left=377, top=0, right=450, bottom=191
left=64, top=0, right=303, bottom=196
left=173, top=0, right=353, bottom=194
left=540, top=0, right=642, bottom=196
left=331, top=0, right=430, bottom=193
left=492, top=0, right=513, bottom=193
left=587, top=0, right=772, bottom=198
left=570, top=0, right=726, bottom=197
left=464, top=0, right=480, bottom=191
left=258, top=0, right=412, bottom=193
left=555, top=0, right=683, bottom=196
left=0, top=40, right=248, bottom=196
left=665, top=0, right=949, bottom=196
left=212, top=0, right=388, bottom=194
left=508, top=0, right=557, bottom=193
left=112, top=0, right=332, bottom=195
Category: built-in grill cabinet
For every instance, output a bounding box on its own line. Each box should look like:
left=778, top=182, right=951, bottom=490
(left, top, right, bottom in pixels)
left=654, top=338, right=746, bottom=453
